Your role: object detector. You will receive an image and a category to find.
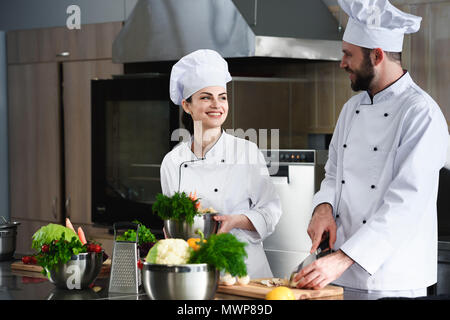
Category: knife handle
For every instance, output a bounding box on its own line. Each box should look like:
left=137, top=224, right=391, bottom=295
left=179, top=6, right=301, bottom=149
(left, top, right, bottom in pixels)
left=318, top=232, right=330, bottom=252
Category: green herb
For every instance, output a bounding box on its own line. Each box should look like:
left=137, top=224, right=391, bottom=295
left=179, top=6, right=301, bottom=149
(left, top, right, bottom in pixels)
left=116, top=220, right=156, bottom=245
left=35, top=232, right=87, bottom=276
left=188, top=233, right=248, bottom=277
left=152, top=192, right=200, bottom=225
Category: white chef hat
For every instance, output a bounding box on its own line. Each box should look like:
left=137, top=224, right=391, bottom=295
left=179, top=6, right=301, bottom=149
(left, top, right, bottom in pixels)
left=338, top=0, right=422, bottom=52
left=169, top=49, right=232, bottom=106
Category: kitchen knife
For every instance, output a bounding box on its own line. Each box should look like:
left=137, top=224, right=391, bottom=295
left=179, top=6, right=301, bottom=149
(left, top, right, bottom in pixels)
left=288, top=233, right=331, bottom=284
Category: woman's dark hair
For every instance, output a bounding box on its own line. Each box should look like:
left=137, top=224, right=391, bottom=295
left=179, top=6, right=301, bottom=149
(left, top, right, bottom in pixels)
left=181, top=96, right=194, bottom=135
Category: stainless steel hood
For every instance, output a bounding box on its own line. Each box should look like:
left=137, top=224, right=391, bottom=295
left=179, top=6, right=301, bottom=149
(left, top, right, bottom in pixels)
left=112, top=0, right=344, bottom=63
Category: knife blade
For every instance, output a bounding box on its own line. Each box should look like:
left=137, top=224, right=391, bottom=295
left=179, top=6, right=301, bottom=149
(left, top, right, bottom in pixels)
left=288, top=233, right=330, bottom=284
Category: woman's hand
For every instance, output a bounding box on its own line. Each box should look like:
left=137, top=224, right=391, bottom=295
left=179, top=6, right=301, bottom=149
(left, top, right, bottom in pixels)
left=213, top=214, right=256, bottom=234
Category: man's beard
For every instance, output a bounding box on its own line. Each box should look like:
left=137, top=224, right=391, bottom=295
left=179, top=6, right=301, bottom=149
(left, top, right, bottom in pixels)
left=346, top=55, right=375, bottom=92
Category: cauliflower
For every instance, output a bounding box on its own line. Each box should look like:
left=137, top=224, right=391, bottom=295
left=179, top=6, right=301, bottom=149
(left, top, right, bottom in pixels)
left=146, top=239, right=192, bottom=265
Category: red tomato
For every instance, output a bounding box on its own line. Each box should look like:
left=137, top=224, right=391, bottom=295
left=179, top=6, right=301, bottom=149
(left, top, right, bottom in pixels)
left=137, top=260, right=143, bottom=270
left=30, top=256, right=37, bottom=264
left=22, top=256, right=31, bottom=264
left=94, top=244, right=102, bottom=253
left=41, top=244, right=49, bottom=253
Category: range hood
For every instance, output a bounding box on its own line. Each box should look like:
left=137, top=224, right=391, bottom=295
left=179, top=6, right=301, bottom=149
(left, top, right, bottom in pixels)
left=112, top=0, right=344, bottom=63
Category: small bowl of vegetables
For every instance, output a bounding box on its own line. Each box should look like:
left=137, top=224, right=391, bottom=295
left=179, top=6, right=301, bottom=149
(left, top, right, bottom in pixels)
left=142, top=233, right=248, bottom=300
left=47, top=251, right=104, bottom=290
left=31, top=222, right=105, bottom=290
left=153, top=191, right=220, bottom=240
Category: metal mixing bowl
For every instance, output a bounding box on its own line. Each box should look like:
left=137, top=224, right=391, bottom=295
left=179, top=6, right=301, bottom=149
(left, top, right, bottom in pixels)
left=47, top=251, right=103, bottom=290
left=164, top=213, right=219, bottom=239
left=142, top=262, right=219, bottom=300
left=0, top=221, right=20, bottom=261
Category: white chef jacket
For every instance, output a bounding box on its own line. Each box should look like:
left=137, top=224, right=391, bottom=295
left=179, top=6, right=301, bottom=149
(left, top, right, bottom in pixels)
left=160, top=131, right=282, bottom=278
left=312, top=72, right=449, bottom=291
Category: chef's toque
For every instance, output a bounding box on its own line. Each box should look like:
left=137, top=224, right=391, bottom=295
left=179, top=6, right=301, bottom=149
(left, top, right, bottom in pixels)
left=169, top=49, right=232, bottom=106
left=338, top=0, right=422, bottom=52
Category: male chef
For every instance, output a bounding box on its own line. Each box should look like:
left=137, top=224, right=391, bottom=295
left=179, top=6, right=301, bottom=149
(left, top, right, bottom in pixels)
left=293, top=0, right=449, bottom=298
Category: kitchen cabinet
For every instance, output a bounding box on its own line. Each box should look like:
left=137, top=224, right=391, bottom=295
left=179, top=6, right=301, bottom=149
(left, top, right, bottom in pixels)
left=62, top=60, right=123, bottom=226
left=7, top=22, right=122, bottom=64
left=291, top=62, right=355, bottom=136
left=8, top=62, right=62, bottom=224
left=7, top=22, right=123, bottom=255
left=232, top=79, right=291, bottom=149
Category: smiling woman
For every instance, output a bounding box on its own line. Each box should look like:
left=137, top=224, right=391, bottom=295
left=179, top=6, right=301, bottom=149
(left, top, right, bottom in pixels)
left=160, top=49, right=282, bottom=279
left=181, top=86, right=229, bottom=157
left=182, top=88, right=228, bottom=135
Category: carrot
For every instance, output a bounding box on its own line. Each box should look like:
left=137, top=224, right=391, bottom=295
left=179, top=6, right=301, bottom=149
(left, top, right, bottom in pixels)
left=77, top=227, right=87, bottom=245
left=65, top=218, right=76, bottom=233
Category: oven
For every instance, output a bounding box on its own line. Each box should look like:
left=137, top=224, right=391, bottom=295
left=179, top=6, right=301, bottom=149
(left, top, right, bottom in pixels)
left=91, top=74, right=180, bottom=234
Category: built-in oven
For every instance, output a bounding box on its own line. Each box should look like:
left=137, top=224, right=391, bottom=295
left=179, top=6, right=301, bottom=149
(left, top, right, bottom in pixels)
left=91, top=74, right=180, bottom=235
left=261, top=149, right=327, bottom=278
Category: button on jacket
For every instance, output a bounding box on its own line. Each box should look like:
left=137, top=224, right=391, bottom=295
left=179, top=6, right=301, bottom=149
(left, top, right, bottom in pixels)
left=160, top=131, right=282, bottom=278
left=312, top=72, right=449, bottom=290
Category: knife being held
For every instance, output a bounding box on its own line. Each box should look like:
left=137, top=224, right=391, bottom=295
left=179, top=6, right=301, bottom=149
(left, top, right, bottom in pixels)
left=288, top=233, right=331, bottom=286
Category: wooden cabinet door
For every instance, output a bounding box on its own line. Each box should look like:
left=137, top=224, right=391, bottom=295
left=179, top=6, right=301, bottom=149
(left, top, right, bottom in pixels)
left=232, top=80, right=291, bottom=149
left=7, top=22, right=123, bottom=64
left=62, top=60, right=123, bottom=225
left=8, top=63, right=62, bottom=223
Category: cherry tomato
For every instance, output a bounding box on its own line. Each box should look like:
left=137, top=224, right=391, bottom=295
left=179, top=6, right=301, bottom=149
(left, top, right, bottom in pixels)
left=137, top=260, right=143, bottom=270
left=30, top=256, right=37, bottom=264
left=94, top=244, right=102, bottom=253
left=41, top=244, right=49, bottom=253
left=22, top=256, right=31, bottom=264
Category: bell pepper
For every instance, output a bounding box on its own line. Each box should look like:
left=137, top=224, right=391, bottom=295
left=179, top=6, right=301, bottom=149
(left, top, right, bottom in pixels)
left=187, top=229, right=206, bottom=251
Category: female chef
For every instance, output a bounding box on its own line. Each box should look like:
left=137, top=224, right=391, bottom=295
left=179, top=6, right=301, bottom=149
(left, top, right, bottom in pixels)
left=160, top=49, right=282, bottom=278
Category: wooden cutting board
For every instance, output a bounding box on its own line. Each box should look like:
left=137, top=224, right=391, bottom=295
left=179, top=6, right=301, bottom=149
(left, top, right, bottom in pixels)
left=217, top=278, right=343, bottom=300
left=11, top=259, right=111, bottom=276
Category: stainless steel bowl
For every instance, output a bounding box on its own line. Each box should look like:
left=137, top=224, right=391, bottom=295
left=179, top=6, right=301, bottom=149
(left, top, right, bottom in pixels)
left=164, top=213, right=219, bottom=239
left=0, top=221, right=20, bottom=261
left=47, top=251, right=103, bottom=290
left=142, top=262, right=219, bottom=300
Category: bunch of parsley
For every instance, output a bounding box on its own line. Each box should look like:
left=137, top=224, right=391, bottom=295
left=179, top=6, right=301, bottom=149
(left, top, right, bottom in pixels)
left=152, top=192, right=200, bottom=225
left=188, top=233, right=248, bottom=277
left=116, top=220, right=156, bottom=245
left=36, top=232, right=87, bottom=275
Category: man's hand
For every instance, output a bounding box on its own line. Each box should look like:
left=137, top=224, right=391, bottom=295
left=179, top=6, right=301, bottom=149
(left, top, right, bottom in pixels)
left=308, top=203, right=337, bottom=253
left=293, top=250, right=354, bottom=289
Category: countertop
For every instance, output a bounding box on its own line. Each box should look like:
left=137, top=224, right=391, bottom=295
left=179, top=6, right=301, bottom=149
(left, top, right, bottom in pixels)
left=0, top=258, right=384, bottom=301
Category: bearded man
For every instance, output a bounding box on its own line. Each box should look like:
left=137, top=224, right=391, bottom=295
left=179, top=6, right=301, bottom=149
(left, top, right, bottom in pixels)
left=293, top=0, right=449, bottom=299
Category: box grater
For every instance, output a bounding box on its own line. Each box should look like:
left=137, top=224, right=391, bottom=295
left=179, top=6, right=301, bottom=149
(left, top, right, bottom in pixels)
left=108, top=222, right=141, bottom=294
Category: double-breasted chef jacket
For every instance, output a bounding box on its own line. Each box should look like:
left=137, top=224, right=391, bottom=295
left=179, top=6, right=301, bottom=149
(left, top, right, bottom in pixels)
left=160, top=131, right=282, bottom=278
left=312, top=71, right=449, bottom=291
